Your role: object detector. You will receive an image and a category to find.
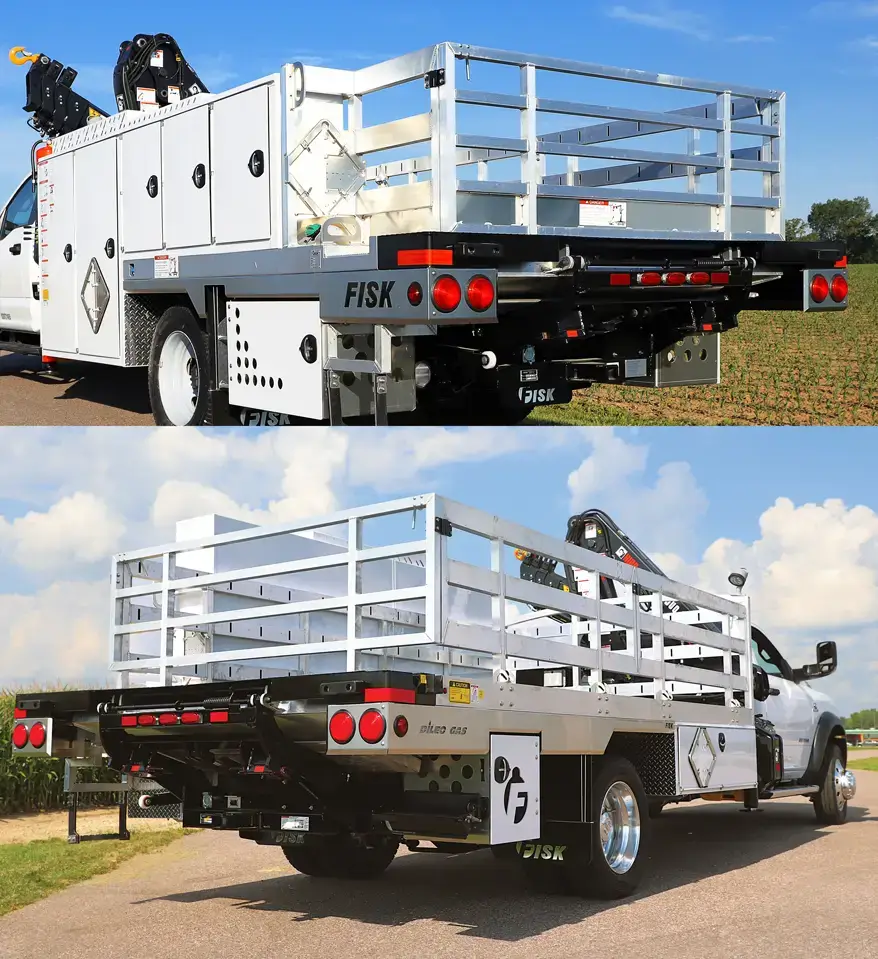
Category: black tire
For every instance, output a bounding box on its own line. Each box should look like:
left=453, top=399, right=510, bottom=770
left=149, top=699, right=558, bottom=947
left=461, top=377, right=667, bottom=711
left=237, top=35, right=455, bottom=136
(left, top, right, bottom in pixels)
left=648, top=800, right=665, bottom=819
left=813, top=744, right=849, bottom=825
left=283, top=835, right=398, bottom=880
left=562, top=757, right=650, bottom=899
left=282, top=844, right=334, bottom=877
left=148, top=306, right=212, bottom=426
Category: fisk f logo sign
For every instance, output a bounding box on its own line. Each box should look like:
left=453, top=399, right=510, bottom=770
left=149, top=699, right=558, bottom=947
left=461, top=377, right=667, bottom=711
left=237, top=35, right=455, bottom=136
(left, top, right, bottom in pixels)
left=494, top=755, right=529, bottom=825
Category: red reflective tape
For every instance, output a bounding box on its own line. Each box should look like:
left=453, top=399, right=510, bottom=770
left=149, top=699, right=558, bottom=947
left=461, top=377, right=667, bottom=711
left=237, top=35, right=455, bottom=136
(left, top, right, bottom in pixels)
left=121, top=715, right=137, bottom=727
left=364, top=687, right=416, bottom=704
left=252, top=764, right=266, bottom=774
left=397, top=249, right=453, bottom=267
left=609, top=273, right=631, bottom=286
left=622, top=554, right=640, bottom=567
left=565, top=330, right=580, bottom=338
left=710, top=273, right=730, bottom=285
left=13, top=708, right=26, bottom=719
left=209, top=711, right=229, bottom=723
left=702, top=323, right=714, bottom=332
left=834, top=256, right=848, bottom=268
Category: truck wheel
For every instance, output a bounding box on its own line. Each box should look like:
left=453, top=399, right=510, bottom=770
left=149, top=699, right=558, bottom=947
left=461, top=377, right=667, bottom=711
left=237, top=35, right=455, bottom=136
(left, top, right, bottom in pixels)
left=282, top=844, right=334, bottom=877
left=648, top=800, right=665, bottom=818
left=813, top=744, right=853, bottom=825
left=563, top=757, right=650, bottom=899
left=148, top=307, right=212, bottom=426
left=283, top=835, right=398, bottom=880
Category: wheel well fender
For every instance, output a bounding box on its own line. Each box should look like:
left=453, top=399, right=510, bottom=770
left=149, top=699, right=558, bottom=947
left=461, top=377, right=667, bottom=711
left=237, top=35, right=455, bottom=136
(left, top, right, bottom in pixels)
left=803, top=712, right=846, bottom=784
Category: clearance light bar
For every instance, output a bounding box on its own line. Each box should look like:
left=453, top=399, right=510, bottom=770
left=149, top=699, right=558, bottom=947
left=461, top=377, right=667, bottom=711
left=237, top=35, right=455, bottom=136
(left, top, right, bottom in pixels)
left=634, top=271, right=730, bottom=287
left=397, top=249, right=454, bottom=267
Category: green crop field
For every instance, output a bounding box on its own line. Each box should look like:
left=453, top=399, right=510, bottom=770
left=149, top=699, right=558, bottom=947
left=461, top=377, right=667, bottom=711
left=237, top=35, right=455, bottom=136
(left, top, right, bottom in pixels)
left=532, top=263, right=878, bottom=426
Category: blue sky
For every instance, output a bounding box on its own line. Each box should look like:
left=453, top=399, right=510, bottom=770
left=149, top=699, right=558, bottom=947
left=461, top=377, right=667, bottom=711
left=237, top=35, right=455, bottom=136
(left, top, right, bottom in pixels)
left=1, top=1, right=876, bottom=218
left=1, top=426, right=877, bottom=712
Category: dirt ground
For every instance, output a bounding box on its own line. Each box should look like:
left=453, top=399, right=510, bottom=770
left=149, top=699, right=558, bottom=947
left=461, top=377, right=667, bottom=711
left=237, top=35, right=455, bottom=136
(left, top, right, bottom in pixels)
left=0, top=808, right=180, bottom=845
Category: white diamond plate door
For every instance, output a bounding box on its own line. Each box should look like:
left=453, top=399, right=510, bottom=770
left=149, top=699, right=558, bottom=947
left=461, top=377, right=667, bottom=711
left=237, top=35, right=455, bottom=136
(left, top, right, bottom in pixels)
left=688, top=726, right=717, bottom=788
left=80, top=257, right=110, bottom=334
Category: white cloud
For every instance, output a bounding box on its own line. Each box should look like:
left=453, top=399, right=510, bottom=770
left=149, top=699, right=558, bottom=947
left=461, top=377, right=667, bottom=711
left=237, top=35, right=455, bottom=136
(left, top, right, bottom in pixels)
left=567, top=431, right=707, bottom=556
left=607, top=4, right=712, bottom=40
left=0, top=581, right=109, bottom=689
left=0, top=492, right=125, bottom=571
left=728, top=35, right=775, bottom=43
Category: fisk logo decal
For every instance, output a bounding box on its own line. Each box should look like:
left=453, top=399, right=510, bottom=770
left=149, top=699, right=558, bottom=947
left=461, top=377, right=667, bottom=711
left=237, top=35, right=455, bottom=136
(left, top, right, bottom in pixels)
left=519, top=388, right=556, bottom=404
left=344, top=280, right=395, bottom=309
left=494, top=756, right=528, bottom=825
left=516, top=842, right=566, bottom=861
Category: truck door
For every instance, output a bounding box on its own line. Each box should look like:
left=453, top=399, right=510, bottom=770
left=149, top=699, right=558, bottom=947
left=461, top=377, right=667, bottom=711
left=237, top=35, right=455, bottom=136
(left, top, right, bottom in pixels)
left=752, top=631, right=814, bottom=776
left=0, top=177, right=39, bottom=333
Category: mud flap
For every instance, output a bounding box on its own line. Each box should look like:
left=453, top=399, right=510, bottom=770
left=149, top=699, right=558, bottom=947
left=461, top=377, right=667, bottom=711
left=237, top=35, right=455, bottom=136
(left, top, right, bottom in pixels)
left=489, top=733, right=540, bottom=845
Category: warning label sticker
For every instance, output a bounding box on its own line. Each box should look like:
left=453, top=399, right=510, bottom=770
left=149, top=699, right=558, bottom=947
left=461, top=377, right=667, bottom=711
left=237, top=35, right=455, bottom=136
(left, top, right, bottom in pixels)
left=150, top=50, right=164, bottom=69
left=136, top=87, right=157, bottom=105
left=579, top=199, right=627, bottom=228
left=167, top=86, right=181, bottom=104
left=154, top=254, right=179, bottom=279
left=448, top=681, right=472, bottom=705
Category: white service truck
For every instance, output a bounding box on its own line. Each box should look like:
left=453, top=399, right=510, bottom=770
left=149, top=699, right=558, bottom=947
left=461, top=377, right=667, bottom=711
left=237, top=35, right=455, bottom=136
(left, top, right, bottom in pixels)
left=12, top=495, right=856, bottom=897
left=0, top=38, right=850, bottom=425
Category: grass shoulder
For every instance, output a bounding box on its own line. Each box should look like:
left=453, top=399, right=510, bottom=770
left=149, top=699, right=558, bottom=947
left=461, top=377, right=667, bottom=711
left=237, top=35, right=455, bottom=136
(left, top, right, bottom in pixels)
left=848, top=756, right=878, bottom=772
left=0, top=828, right=188, bottom=917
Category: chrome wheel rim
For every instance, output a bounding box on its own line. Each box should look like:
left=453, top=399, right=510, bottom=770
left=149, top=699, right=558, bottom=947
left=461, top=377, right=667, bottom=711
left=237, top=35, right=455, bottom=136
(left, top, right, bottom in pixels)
left=599, top=781, right=641, bottom=874
left=158, top=331, right=199, bottom=425
left=833, top=760, right=852, bottom=806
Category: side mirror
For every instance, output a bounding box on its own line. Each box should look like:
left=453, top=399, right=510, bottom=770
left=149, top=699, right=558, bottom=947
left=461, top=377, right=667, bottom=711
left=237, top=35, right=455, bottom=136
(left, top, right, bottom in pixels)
left=752, top=666, right=770, bottom=702
left=793, top=640, right=837, bottom=682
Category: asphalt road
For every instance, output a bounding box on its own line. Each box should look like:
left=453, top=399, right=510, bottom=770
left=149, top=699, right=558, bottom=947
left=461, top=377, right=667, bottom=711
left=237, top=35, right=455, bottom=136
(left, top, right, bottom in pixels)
left=0, top=352, right=153, bottom=425
left=2, top=771, right=876, bottom=959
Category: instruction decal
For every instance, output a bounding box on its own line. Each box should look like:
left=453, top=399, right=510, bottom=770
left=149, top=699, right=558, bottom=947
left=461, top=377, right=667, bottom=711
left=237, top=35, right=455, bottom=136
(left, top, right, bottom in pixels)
left=489, top=734, right=540, bottom=844
left=579, top=198, right=627, bottom=228
left=448, top=680, right=472, bottom=705
left=154, top=254, right=179, bottom=279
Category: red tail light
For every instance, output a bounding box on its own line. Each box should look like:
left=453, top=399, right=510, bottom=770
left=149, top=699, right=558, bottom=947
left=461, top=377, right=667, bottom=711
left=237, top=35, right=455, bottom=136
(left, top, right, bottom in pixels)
left=664, top=272, right=686, bottom=286
left=13, top=708, right=26, bottom=720
left=359, top=708, right=387, bottom=744
left=688, top=272, right=710, bottom=285
left=12, top=724, right=28, bottom=749
left=208, top=711, right=229, bottom=724
left=466, top=276, right=495, bottom=312
left=431, top=275, right=462, bottom=312
left=609, top=273, right=631, bottom=286
left=121, top=715, right=137, bottom=727
left=830, top=274, right=848, bottom=303
left=637, top=272, right=662, bottom=286
left=159, top=713, right=178, bottom=726
left=28, top=722, right=46, bottom=749
left=393, top=715, right=409, bottom=737
left=407, top=282, right=423, bottom=306
left=181, top=712, right=201, bottom=724
left=329, top=709, right=356, bottom=745
left=710, top=273, right=730, bottom=285
left=137, top=714, right=156, bottom=726
left=810, top=274, right=829, bottom=303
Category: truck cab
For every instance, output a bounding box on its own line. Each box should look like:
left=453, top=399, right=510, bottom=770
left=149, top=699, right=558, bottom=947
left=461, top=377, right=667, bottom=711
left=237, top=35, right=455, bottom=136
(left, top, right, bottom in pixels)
left=752, top=628, right=840, bottom=779
left=0, top=175, right=40, bottom=335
